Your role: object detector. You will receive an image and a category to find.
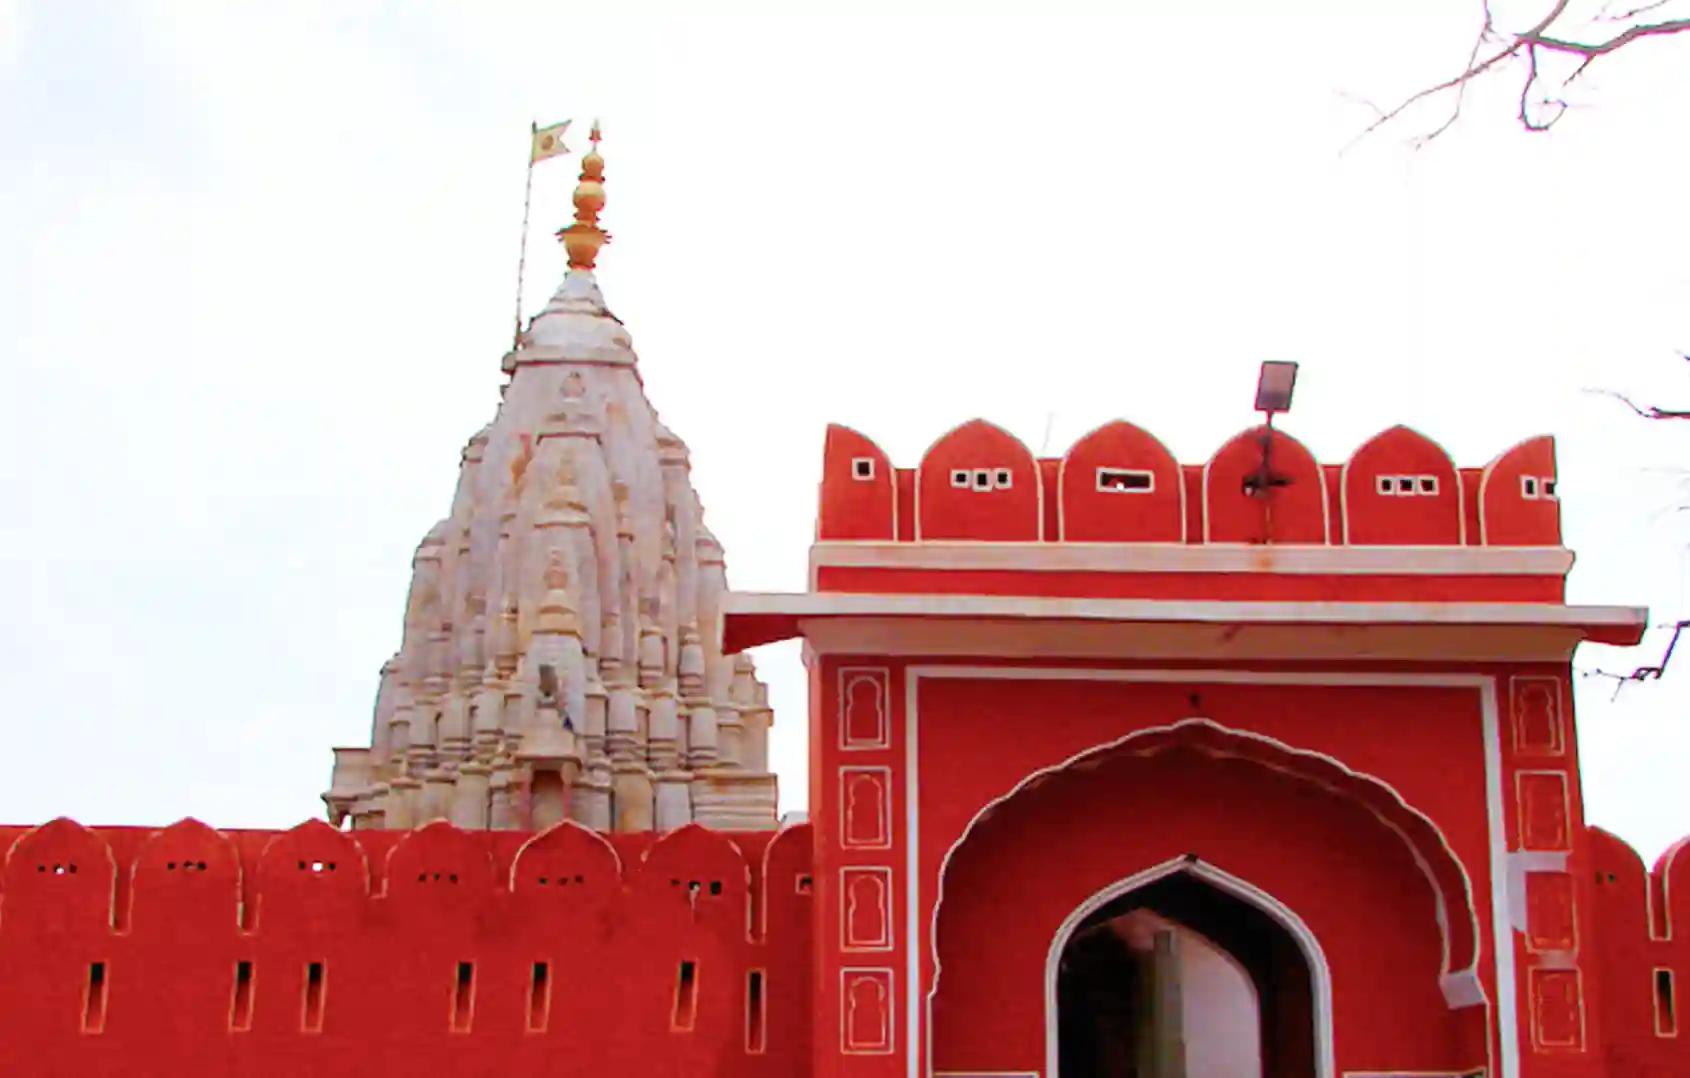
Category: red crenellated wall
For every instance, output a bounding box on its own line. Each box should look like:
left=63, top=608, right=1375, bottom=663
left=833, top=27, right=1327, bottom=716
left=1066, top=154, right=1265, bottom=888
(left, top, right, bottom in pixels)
left=816, top=419, right=1566, bottom=548
left=0, top=818, right=813, bottom=1077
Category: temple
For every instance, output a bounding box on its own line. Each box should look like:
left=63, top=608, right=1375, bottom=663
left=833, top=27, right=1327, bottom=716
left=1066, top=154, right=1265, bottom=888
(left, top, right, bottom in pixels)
left=0, top=129, right=1686, bottom=1078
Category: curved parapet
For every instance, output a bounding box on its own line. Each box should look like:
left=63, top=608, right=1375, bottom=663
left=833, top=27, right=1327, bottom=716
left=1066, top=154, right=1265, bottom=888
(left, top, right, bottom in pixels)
left=253, top=818, right=369, bottom=931
left=1203, top=426, right=1328, bottom=544
left=1480, top=435, right=1561, bottom=546
left=510, top=818, right=622, bottom=900
left=916, top=419, right=1041, bottom=541
left=818, top=424, right=896, bottom=541
left=1, top=818, right=116, bottom=934
left=1058, top=420, right=1184, bottom=542
left=1342, top=426, right=1463, bottom=545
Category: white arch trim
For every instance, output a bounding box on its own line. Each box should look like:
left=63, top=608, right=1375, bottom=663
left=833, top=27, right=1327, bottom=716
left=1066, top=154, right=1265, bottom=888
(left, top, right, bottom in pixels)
left=1040, top=856, right=1335, bottom=1078
left=907, top=668, right=1512, bottom=1078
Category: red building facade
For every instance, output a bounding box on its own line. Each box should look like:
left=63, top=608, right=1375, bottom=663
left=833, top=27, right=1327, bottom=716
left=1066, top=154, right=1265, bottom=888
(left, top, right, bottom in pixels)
left=726, top=417, right=1683, bottom=1078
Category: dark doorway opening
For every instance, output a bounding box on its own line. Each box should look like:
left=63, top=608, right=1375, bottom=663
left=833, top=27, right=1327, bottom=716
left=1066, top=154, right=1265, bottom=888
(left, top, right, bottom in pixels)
left=1056, top=870, right=1316, bottom=1078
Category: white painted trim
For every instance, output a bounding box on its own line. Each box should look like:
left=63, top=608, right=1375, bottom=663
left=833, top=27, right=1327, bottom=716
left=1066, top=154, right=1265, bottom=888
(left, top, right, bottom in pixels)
left=841, top=966, right=897, bottom=1055
left=903, top=667, right=1515, bottom=1078
left=1653, top=966, right=1679, bottom=1037
left=506, top=818, right=623, bottom=890
left=1654, top=835, right=1688, bottom=941
left=838, top=667, right=893, bottom=751
left=730, top=590, right=1642, bottom=633
left=1512, top=769, right=1573, bottom=852
left=841, top=865, right=896, bottom=952
left=840, top=765, right=893, bottom=851
left=810, top=540, right=1573, bottom=577
left=1040, top=856, right=1336, bottom=1078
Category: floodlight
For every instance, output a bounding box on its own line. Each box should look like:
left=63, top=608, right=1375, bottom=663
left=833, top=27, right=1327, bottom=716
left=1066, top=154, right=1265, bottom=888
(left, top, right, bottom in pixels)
left=1254, top=361, right=1299, bottom=415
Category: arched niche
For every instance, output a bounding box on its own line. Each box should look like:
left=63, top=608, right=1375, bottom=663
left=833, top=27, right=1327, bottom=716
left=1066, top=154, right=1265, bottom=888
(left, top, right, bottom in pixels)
left=1058, top=420, right=1184, bottom=542
left=1341, top=426, right=1462, bottom=545
left=1204, top=427, right=1328, bottom=544
left=819, top=424, right=896, bottom=540
left=928, top=719, right=1486, bottom=1077
left=916, top=419, right=1041, bottom=541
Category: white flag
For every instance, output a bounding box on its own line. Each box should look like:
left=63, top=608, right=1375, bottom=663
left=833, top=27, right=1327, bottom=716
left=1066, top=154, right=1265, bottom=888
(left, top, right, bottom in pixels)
left=530, top=120, right=571, bottom=164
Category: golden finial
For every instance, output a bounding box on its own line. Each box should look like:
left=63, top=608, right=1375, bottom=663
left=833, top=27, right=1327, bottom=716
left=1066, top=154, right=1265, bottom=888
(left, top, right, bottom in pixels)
left=559, top=120, right=610, bottom=271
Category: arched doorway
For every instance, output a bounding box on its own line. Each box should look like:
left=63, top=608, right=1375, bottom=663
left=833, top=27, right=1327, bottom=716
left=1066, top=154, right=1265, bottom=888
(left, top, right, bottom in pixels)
left=1055, top=867, right=1316, bottom=1078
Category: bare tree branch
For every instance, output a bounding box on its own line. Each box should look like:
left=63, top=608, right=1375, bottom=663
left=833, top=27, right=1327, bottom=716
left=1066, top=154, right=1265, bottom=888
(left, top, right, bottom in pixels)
left=1584, top=620, right=1689, bottom=697
left=1357, top=0, right=1689, bottom=140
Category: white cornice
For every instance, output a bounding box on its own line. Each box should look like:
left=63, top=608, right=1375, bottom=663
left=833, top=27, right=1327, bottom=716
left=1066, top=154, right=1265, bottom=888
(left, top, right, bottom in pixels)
left=809, top=541, right=1574, bottom=580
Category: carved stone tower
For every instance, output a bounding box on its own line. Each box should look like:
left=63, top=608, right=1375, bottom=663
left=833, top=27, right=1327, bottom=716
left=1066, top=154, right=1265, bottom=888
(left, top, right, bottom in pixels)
left=323, top=125, right=778, bottom=831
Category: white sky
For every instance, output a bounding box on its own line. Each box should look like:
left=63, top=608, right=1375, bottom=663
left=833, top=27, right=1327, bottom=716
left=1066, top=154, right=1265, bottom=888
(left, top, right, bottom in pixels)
left=1, top=2, right=1685, bottom=861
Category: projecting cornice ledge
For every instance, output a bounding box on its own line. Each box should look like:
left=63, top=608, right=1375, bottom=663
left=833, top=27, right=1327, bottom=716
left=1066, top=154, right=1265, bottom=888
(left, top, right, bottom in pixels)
left=720, top=591, right=1647, bottom=662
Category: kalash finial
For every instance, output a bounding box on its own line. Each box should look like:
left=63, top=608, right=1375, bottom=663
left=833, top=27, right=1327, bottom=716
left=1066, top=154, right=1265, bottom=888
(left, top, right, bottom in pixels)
left=558, top=120, right=609, bottom=272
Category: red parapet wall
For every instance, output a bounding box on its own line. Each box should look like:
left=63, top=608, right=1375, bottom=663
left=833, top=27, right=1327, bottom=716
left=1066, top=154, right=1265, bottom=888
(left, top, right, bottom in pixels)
left=0, top=817, right=814, bottom=1076
left=1587, top=827, right=1690, bottom=1076
left=817, top=420, right=1563, bottom=547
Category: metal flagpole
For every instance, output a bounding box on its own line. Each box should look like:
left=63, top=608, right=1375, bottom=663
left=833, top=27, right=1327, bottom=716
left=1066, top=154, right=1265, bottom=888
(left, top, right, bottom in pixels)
left=513, top=121, right=537, bottom=351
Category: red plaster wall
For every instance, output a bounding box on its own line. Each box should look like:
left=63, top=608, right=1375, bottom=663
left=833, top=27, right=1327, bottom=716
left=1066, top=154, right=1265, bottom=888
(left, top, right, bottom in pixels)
left=1343, top=425, right=1463, bottom=546
left=915, top=420, right=1040, bottom=541
left=1203, top=426, right=1328, bottom=544
left=1482, top=436, right=1562, bottom=546
left=819, top=425, right=895, bottom=541
left=1058, top=420, right=1184, bottom=542
left=0, top=819, right=813, bottom=1077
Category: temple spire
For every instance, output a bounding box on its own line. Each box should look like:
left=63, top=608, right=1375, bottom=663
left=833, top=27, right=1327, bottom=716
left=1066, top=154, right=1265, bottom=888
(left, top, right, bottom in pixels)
left=559, top=120, right=609, bottom=272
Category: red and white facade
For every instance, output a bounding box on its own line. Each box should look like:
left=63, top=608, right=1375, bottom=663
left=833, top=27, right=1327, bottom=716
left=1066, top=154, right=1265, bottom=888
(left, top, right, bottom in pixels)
left=726, top=417, right=1681, bottom=1078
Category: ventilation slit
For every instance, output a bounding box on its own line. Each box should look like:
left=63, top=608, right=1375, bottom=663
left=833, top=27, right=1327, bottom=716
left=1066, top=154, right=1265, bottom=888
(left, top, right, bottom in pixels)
left=82, top=961, right=108, bottom=1034
left=1657, top=968, right=1678, bottom=1037
left=302, top=961, right=325, bottom=1032
left=230, top=960, right=254, bottom=1031
left=527, top=961, right=551, bottom=1032
left=672, top=959, right=698, bottom=1031
left=451, top=961, right=475, bottom=1033
left=745, top=969, right=766, bottom=1053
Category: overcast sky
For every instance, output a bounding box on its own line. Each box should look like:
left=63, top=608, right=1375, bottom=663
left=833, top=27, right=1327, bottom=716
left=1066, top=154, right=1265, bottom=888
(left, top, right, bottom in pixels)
left=1, top=2, right=1685, bottom=860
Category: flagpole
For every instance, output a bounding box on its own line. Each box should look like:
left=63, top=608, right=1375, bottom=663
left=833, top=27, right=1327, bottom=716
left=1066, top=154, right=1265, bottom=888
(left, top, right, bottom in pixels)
left=513, top=121, right=537, bottom=351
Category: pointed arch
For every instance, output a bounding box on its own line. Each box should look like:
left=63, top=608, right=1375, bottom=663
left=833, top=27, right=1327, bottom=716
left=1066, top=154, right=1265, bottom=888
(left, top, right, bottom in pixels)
left=1341, top=425, right=1464, bottom=545
left=1203, top=426, right=1329, bottom=544
left=819, top=424, right=897, bottom=540
left=1057, top=419, right=1185, bottom=542
left=915, top=419, right=1041, bottom=541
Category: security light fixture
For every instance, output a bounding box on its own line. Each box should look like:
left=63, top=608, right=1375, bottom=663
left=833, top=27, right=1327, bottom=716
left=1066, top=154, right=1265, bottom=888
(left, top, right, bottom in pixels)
left=1254, top=360, right=1299, bottom=417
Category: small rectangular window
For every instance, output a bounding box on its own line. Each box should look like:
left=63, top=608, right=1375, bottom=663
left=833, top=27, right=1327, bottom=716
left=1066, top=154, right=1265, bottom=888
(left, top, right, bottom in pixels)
left=1417, top=475, right=1439, bottom=495
left=527, top=961, right=551, bottom=1033
left=82, top=961, right=108, bottom=1034
left=1376, top=475, right=1395, bottom=496
left=1543, top=478, right=1558, bottom=499
left=1395, top=476, right=1415, bottom=494
left=795, top=874, right=813, bottom=894
left=971, top=469, right=992, bottom=492
left=230, top=960, right=254, bottom=1032
left=451, top=961, right=475, bottom=1033
left=1657, top=968, right=1678, bottom=1037
left=851, top=457, right=875, bottom=480
left=1098, top=468, right=1154, bottom=493
left=672, top=960, right=698, bottom=1031
left=1522, top=476, right=1539, bottom=499
left=994, top=468, right=1013, bottom=489
left=949, top=469, right=969, bottom=489
left=302, top=960, right=326, bottom=1033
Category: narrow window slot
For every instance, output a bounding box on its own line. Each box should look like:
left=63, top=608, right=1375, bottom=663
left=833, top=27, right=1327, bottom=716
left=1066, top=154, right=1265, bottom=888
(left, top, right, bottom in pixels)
left=1657, top=968, right=1678, bottom=1037
left=230, top=960, right=254, bottom=1032
left=949, top=469, right=969, bottom=489
left=1375, top=474, right=1395, bottom=496
left=451, top=961, right=475, bottom=1033
left=851, top=457, right=875, bottom=480
left=1395, top=476, right=1415, bottom=494
left=1417, top=475, right=1439, bottom=495
left=971, top=469, right=992, bottom=491
left=527, top=961, right=551, bottom=1032
left=302, top=960, right=325, bottom=1032
left=82, top=961, right=108, bottom=1034
left=745, top=969, right=766, bottom=1054
left=1522, top=475, right=1539, bottom=499
left=1098, top=468, right=1154, bottom=493
left=672, top=959, right=698, bottom=1031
